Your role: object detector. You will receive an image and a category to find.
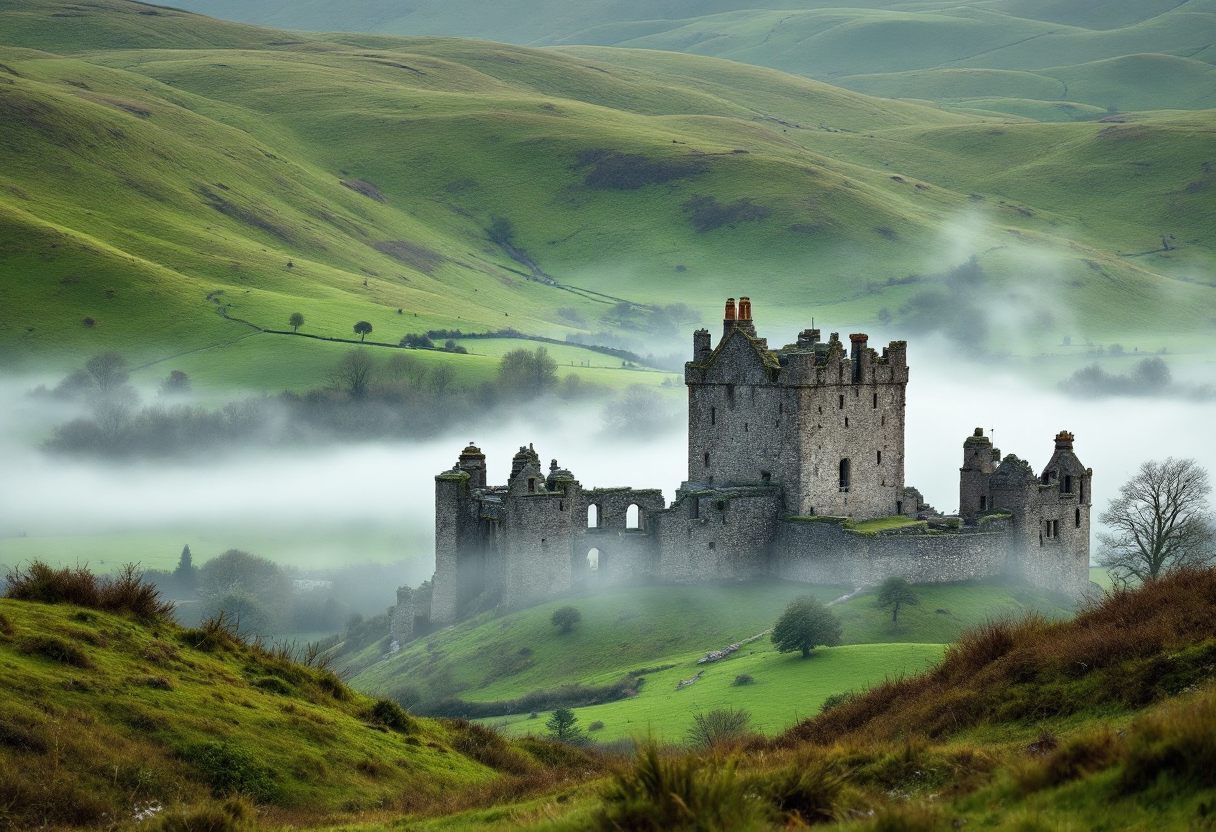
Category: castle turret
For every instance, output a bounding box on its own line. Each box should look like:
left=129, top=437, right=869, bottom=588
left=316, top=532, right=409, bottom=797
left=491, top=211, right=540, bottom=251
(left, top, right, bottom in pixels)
left=456, top=442, right=487, bottom=489
left=693, top=329, right=712, bottom=363
left=959, top=428, right=998, bottom=518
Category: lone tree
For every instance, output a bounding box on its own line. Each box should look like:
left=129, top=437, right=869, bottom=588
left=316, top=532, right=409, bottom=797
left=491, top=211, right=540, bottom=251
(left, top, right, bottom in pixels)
left=497, top=346, right=558, bottom=399
left=771, top=595, right=842, bottom=658
left=545, top=707, right=584, bottom=744
left=1099, top=457, right=1214, bottom=585
left=289, top=312, right=304, bottom=332
left=550, top=605, right=582, bottom=634
left=353, top=320, right=373, bottom=342
left=330, top=349, right=376, bottom=400
left=875, top=576, right=920, bottom=625
left=173, top=544, right=196, bottom=592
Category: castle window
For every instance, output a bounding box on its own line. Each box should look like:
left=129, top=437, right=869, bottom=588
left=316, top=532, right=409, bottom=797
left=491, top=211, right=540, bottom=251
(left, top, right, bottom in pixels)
left=587, top=548, right=600, bottom=571
left=626, top=504, right=640, bottom=530
left=1045, top=519, right=1059, bottom=539
left=877, top=450, right=882, bottom=465
left=726, top=384, right=735, bottom=408
left=881, top=415, right=885, bottom=426
left=873, top=392, right=878, bottom=409
left=744, top=423, right=748, bottom=432
left=839, top=458, right=851, bottom=493
left=704, top=452, right=710, bottom=468
left=897, top=500, right=903, bottom=514
left=689, top=499, right=699, bottom=519
left=708, top=542, right=716, bottom=550
left=845, top=417, right=849, bottom=428
left=528, top=478, right=536, bottom=493
left=1062, top=474, right=1072, bottom=494
left=1042, top=472, right=1051, bottom=485
left=1075, top=508, right=1081, bottom=527
left=711, top=407, right=716, bottom=426
left=838, top=394, right=844, bottom=409
left=779, top=402, right=783, bottom=415
left=587, top=504, right=600, bottom=528
left=980, top=495, right=987, bottom=511
left=559, top=501, right=565, bottom=511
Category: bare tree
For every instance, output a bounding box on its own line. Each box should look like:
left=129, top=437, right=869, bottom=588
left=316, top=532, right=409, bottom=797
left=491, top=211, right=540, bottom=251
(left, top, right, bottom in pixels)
left=330, top=350, right=376, bottom=400
left=429, top=363, right=457, bottom=395
left=1098, top=457, right=1214, bottom=585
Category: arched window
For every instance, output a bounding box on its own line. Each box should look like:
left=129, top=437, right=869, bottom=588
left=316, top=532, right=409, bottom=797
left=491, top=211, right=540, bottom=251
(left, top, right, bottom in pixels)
left=587, top=548, right=600, bottom=571
left=587, top=504, right=600, bottom=528
left=626, top=504, right=640, bottom=530
left=839, top=459, right=851, bottom=493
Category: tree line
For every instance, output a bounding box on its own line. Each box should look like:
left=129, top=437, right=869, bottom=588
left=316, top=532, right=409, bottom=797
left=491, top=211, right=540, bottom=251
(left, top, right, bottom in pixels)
left=33, top=346, right=681, bottom=458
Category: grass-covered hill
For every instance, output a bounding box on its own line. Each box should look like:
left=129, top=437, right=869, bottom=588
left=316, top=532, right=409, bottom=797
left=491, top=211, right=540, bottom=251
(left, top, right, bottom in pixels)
left=374, top=570, right=1216, bottom=832
left=0, top=564, right=603, bottom=830
left=2, top=0, right=1215, bottom=388
left=344, top=578, right=1074, bottom=742
left=167, top=0, right=1216, bottom=119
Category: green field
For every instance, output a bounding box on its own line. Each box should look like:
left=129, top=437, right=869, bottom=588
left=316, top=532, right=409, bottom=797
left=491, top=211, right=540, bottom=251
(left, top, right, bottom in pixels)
left=3, top=0, right=1215, bottom=393
left=346, top=578, right=1076, bottom=744
left=488, top=641, right=945, bottom=742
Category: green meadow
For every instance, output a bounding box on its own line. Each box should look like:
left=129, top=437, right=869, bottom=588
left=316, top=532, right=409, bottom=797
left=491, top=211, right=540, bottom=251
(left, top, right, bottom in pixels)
left=2, top=0, right=1214, bottom=394
left=167, top=0, right=1216, bottom=122
left=347, top=578, right=1075, bottom=742
left=488, top=641, right=946, bottom=742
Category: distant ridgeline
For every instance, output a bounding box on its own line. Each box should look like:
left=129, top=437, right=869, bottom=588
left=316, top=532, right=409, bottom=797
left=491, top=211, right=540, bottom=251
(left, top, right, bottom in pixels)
left=392, top=299, right=1092, bottom=643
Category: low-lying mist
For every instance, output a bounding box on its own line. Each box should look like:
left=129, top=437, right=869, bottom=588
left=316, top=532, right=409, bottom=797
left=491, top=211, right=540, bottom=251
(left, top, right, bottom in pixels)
left=2, top=348, right=1213, bottom=613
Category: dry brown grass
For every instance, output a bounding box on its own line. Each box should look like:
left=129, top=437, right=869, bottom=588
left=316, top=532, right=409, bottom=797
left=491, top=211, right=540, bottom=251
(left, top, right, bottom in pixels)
left=780, top=569, right=1216, bottom=746
left=4, top=561, right=174, bottom=623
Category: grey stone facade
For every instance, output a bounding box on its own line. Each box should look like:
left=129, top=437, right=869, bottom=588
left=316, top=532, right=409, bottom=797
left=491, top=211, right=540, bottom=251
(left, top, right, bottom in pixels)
left=412, top=299, right=1092, bottom=633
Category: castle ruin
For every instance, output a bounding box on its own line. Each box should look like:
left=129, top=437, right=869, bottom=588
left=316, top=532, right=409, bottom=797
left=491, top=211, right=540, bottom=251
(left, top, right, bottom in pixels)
left=392, top=298, right=1091, bottom=641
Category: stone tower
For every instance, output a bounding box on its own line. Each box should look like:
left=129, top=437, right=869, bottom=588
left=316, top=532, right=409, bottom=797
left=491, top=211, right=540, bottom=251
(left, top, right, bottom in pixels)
left=685, top=297, right=909, bottom=521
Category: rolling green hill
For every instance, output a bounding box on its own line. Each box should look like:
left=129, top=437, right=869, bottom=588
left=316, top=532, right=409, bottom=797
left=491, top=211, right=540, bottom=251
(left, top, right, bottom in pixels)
left=166, top=0, right=1216, bottom=119
left=345, top=579, right=1075, bottom=742
left=2, top=0, right=1215, bottom=389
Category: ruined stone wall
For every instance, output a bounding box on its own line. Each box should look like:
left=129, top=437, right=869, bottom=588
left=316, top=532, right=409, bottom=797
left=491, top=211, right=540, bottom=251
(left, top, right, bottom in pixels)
left=431, top=473, right=472, bottom=625
left=501, top=492, right=581, bottom=610
left=772, top=519, right=1012, bottom=587
left=573, top=488, right=665, bottom=589
left=655, top=487, right=784, bottom=582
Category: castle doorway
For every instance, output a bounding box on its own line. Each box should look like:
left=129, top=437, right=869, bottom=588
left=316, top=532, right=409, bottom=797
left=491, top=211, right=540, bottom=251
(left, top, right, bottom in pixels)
left=587, top=548, right=601, bottom=571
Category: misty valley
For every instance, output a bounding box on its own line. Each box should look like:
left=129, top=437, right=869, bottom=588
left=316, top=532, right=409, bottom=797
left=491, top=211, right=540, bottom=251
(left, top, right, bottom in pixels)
left=2, top=0, right=1216, bottom=830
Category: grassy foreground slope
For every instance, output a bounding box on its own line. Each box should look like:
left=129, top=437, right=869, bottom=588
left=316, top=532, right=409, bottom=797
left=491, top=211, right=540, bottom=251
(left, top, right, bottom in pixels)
left=2, top=0, right=1215, bottom=382
left=0, top=588, right=601, bottom=829
left=399, top=570, right=1216, bottom=832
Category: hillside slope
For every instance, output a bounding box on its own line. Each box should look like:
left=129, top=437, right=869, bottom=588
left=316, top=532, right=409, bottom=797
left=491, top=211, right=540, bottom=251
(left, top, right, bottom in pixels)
left=0, top=592, right=598, bottom=828
left=166, top=0, right=1216, bottom=116
left=2, top=0, right=1215, bottom=380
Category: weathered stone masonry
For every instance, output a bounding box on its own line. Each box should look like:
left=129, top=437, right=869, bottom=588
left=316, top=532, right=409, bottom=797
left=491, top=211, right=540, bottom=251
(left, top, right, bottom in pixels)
left=393, top=299, right=1092, bottom=644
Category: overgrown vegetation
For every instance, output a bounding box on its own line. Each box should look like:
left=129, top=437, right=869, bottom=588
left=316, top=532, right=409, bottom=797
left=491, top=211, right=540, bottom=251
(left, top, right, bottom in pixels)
left=4, top=560, right=174, bottom=623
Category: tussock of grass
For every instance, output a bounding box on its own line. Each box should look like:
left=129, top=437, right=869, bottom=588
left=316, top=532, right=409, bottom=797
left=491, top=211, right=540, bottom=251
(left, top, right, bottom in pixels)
left=4, top=560, right=175, bottom=623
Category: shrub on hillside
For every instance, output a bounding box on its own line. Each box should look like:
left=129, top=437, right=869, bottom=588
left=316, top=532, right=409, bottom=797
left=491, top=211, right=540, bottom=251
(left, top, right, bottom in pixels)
left=596, top=744, right=758, bottom=831
left=686, top=707, right=755, bottom=749
left=446, top=719, right=534, bottom=774
left=744, top=760, right=842, bottom=826
left=4, top=561, right=174, bottom=623
left=550, top=605, right=582, bottom=634
left=151, top=799, right=256, bottom=832
left=369, top=698, right=417, bottom=734
left=179, top=741, right=279, bottom=801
